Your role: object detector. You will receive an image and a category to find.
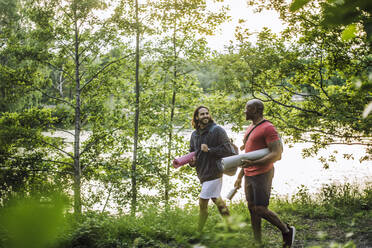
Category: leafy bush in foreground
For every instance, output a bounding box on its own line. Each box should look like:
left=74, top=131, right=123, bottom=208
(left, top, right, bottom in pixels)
left=0, top=183, right=370, bottom=248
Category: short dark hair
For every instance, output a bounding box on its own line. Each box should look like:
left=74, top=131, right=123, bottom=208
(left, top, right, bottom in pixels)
left=247, top=99, right=264, bottom=116
left=192, top=106, right=214, bottom=129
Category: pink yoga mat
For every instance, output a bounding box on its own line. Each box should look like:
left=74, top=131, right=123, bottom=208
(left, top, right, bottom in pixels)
left=173, top=152, right=196, bottom=168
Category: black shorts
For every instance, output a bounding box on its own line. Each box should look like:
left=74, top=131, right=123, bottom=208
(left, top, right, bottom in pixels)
left=244, top=167, right=274, bottom=207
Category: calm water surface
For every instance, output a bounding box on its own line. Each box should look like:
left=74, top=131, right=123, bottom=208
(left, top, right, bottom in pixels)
left=44, top=128, right=372, bottom=206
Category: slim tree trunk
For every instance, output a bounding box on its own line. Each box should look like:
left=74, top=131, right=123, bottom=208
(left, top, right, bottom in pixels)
left=166, top=88, right=176, bottom=204
left=165, top=12, right=177, bottom=204
left=58, top=72, right=64, bottom=97
left=73, top=11, right=82, bottom=216
left=131, top=0, right=140, bottom=215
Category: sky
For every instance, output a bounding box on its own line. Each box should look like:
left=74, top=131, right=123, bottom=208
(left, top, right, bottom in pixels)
left=99, top=0, right=286, bottom=52
left=206, top=0, right=286, bottom=51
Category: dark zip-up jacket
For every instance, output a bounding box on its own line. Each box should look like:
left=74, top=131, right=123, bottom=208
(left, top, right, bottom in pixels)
left=189, top=122, right=232, bottom=183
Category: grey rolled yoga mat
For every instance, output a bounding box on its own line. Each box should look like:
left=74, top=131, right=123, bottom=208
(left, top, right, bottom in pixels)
left=220, top=148, right=270, bottom=172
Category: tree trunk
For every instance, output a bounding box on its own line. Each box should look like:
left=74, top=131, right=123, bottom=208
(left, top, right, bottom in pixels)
left=166, top=89, right=176, bottom=204
left=131, top=0, right=140, bottom=215
left=165, top=13, right=178, bottom=204
left=73, top=11, right=82, bottom=216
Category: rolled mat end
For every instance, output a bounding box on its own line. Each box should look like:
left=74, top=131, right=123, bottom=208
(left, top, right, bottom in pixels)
left=173, top=151, right=195, bottom=169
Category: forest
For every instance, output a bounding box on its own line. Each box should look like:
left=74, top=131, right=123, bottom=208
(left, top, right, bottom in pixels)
left=0, top=0, right=371, bottom=247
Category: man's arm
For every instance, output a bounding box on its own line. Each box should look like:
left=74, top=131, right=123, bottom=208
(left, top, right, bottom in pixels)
left=190, top=134, right=195, bottom=153
left=189, top=156, right=196, bottom=167
left=189, top=134, right=196, bottom=167
left=234, top=168, right=245, bottom=188
left=241, top=139, right=283, bottom=167
left=206, top=127, right=231, bottom=156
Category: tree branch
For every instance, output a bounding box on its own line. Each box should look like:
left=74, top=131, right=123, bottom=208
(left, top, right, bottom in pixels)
left=54, top=128, right=75, bottom=136
left=38, top=139, right=74, bottom=159
left=30, top=85, right=74, bottom=107
left=45, top=61, right=75, bottom=82
left=272, top=113, right=370, bottom=144
left=80, top=127, right=122, bottom=157
left=259, top=89, right=323, bottom=116
left=40, top=159, right=73, bottom=167
left=54, top=39, right=76, bottom=60
left=101, top=183, right=114, bottom=213
left=80, top=53, right=135, bottom=92
left=276, top=82, right=322, bottom=100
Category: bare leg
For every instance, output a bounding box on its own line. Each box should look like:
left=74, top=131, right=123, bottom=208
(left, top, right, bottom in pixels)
left=211, top=197, right=230, bottom=216
left=198, top=198, right=209, bottom=232
left=248, top=203, right=262, bottom=243
left=212, top=197, right=231, bottom=231
left=252, top=205, right=289, bottom=233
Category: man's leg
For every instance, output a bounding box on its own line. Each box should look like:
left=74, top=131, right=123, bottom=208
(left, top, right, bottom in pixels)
left=198, top=198, right=209, bottom=232
left=212, top=197, right=231, bottom=231
left=252, top=205, right=295, bottom=247
left=245, top=179, right=262, bottom=244
left=252, top=205, right=288, bottom=233
left=248, top=168, right=295, bottom=247
left=211, top=197, right=230, bottom=217
left=248, top=202, right=262, bottom=244
left=249, top=168, right=288, bottom=232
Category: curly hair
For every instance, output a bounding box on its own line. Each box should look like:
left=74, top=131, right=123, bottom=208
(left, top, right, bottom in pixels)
left=191, top=106, right=214, bottom=129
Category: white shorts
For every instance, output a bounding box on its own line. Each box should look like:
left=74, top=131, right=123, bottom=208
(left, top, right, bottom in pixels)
left=200, top=177, right=223, bottom=199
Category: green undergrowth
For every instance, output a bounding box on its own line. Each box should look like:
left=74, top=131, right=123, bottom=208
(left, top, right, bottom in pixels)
left=0, top=183, right=371, bottom=248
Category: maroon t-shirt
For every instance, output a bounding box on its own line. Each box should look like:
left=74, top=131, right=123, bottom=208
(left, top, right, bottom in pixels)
left=243, top=120, right=280, bottom=176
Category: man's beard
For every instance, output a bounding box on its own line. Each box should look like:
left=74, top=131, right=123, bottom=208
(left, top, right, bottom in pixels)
left=201, top=117, right=210, bottom=124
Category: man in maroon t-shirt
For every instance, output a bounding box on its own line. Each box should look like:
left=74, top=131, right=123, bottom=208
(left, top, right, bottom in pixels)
left=234, top=99, right=296, bottom=248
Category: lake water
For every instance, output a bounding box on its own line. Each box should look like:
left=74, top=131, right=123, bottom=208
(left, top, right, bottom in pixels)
left=44, top=128, right=372, bottom=206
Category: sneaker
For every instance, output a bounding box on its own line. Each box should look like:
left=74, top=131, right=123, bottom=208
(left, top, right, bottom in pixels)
left=282, top=224, right=296, bottom=247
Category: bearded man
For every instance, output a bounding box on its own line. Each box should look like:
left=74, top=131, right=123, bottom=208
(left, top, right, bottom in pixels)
left=189, top=105, right=232, bottom=231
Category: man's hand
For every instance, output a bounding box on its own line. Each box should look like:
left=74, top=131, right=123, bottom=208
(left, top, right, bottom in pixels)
left=234, top=168, right=245, bottom=188
left=241, top=159, right=254, bottom=168
left=234, top=177, right=242, bottom=189
left=201, top=144, right=209, bottom=152
left=189, top=156, right=196, bottom=167
left=240, top=144, right=245, bottom=151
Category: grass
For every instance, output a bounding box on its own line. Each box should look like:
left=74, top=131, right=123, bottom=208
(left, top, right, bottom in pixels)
left=1, top=183, right=371, bottom=248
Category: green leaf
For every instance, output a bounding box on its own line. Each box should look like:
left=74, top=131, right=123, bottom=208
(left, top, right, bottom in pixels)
left=289, top=0, right=311, bottom=12
left=341, top=24, right=357, bottom=41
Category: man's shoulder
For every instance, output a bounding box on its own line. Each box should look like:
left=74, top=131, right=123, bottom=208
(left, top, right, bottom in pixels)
left=262, top=120, right=275, bottom=127
left=254, top=120, right=277, bottom=133
left=209, top=124, right=226, bottom=133
left=261, top=121, right=278, bottom=134
left=254, top=119, right=274, bottom=128
left=191, top=130, right=198, bottom=137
